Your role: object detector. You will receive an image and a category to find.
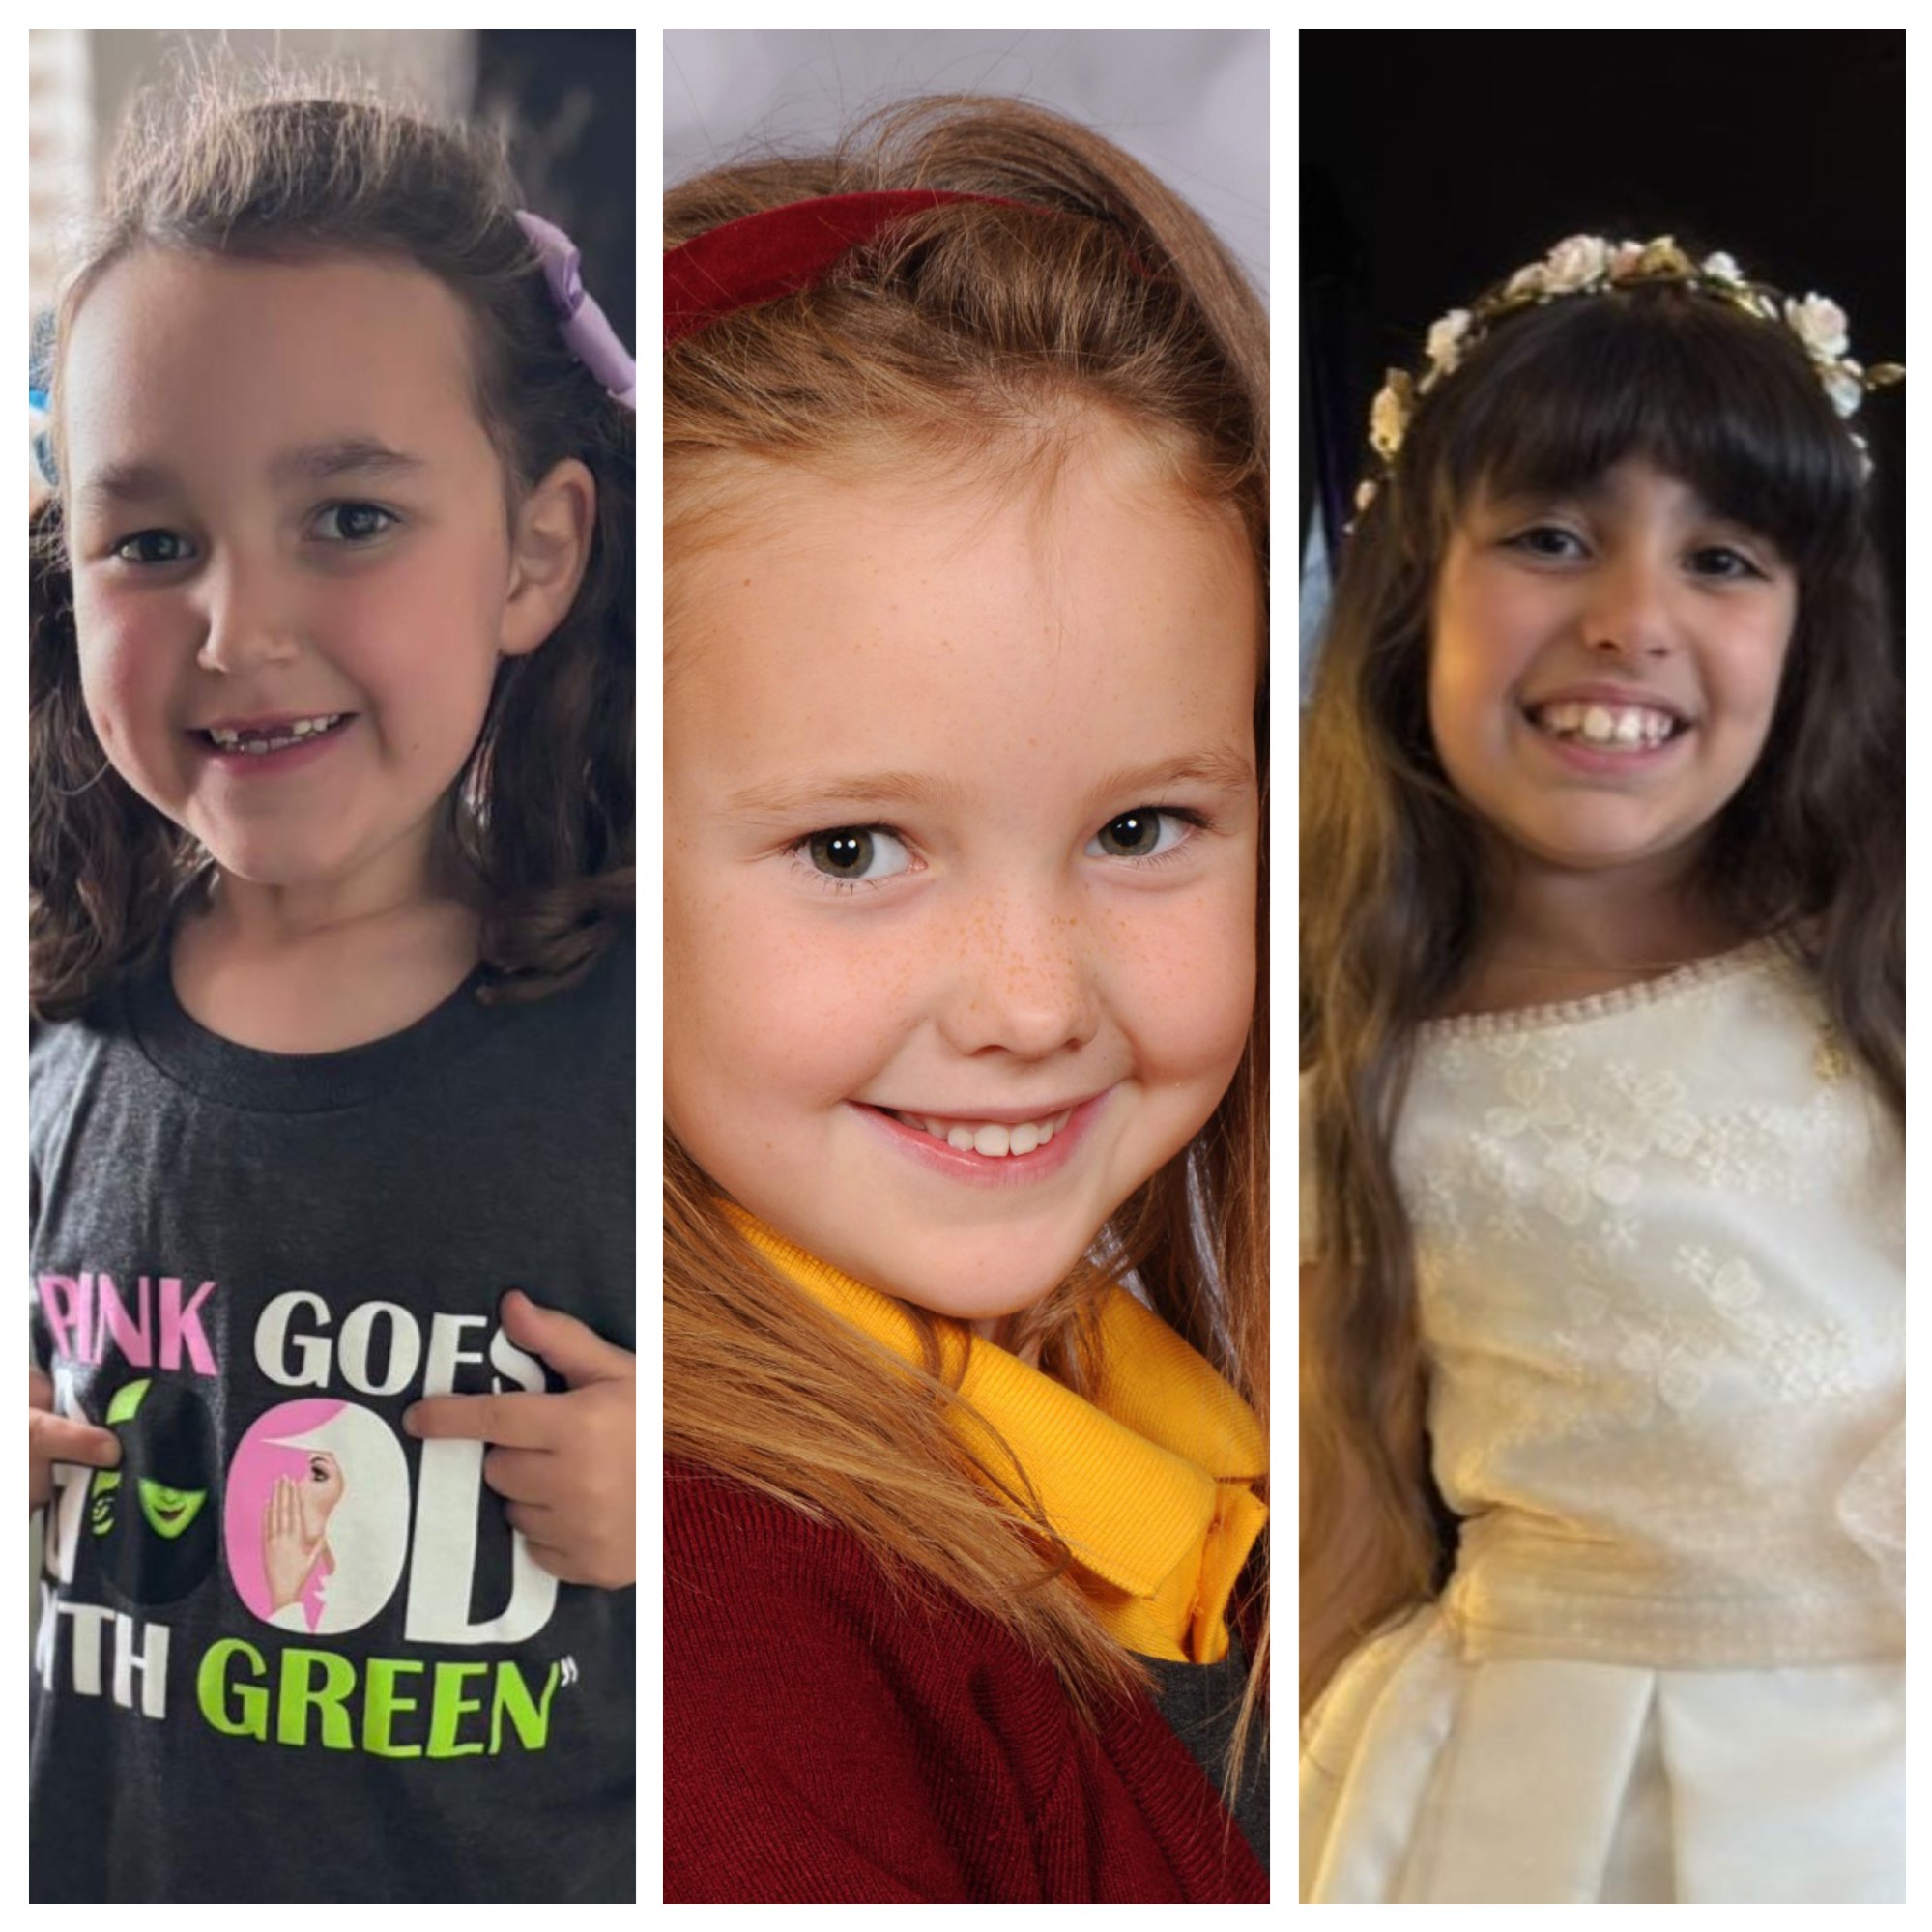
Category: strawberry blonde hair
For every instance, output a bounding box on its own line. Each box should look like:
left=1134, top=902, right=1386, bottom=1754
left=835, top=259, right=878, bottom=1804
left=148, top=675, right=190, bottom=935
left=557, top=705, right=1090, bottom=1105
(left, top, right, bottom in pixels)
left=665, top=96, right=1270, bottom=1779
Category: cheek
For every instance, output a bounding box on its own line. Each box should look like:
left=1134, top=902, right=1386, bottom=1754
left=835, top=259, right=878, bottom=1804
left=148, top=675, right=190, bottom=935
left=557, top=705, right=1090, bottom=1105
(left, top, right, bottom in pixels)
left=1107, top=879, right=1256, bottom=1082
left=665, top=874, right=893, bottom=1114
left=75, top=608, right=176, bottom=739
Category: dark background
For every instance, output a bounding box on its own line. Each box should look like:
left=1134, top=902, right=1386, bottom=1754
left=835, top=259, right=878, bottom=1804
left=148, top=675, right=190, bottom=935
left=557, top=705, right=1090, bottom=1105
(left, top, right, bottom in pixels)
left=477, top=30, right=636, bottom=357
left=1301, top=30, right=1905, bottom=616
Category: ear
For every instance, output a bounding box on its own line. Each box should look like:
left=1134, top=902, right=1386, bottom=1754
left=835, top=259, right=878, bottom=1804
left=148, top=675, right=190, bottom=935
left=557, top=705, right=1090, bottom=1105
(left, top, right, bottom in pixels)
left=499, top=457, right=597, bottom=658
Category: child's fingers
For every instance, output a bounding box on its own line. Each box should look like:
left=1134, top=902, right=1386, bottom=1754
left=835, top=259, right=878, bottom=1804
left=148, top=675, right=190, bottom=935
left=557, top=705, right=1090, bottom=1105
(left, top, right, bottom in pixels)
left=497, top=1290, right=635, bottom=1390
left=481, top=1446, right=555, bottom=1505
left=518, top=1536, right=580, bottom=1582
left=30, top=1410, right=121, bottom=1470
left=403, top=1391, right=558, bottom=1448
left=502, top=1500, right=555, bottom=1541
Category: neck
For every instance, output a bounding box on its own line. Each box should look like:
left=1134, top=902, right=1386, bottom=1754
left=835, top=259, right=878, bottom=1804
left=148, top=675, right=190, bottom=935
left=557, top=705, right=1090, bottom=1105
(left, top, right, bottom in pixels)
left=1479, top=845, right=1744, bottom=973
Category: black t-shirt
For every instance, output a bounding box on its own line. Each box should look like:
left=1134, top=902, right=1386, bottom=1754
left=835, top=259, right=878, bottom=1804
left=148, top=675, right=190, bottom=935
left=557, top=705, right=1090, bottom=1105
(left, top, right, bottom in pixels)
left=28, top=923, right=636, bottom=1902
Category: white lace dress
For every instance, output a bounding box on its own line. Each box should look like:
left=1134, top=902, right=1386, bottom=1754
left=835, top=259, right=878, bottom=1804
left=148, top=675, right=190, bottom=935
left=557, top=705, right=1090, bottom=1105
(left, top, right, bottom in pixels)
left=1300, top=943, right=1904, bottom=1903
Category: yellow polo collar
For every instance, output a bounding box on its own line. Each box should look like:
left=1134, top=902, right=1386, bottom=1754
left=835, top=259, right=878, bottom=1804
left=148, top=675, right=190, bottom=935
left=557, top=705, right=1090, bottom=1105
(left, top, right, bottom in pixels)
left=731, top=1210, right=1267, bottom=1664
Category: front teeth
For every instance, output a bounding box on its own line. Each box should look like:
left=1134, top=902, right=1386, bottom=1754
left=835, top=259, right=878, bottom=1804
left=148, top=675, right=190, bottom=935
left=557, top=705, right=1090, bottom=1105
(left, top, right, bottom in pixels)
left=897, top=1110, right=1076, bottom=1157
left=1534, top=701, right=1678, bottom=748
left=208, top=713, right=345, bottom=754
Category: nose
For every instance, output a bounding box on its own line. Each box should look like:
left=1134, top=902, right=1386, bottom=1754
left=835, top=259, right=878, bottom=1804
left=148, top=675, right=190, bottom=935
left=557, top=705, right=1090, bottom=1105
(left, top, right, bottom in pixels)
left=193, top=552, right=303, bottom=677
left=936, top=881, right=1102, bottom=1062
left=1580, top=546, right=1675, bottom=659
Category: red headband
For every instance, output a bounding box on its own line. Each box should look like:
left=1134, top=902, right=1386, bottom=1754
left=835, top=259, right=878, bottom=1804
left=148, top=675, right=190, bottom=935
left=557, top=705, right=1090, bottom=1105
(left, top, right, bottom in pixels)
left=663, top=189, right=1040, bottom=348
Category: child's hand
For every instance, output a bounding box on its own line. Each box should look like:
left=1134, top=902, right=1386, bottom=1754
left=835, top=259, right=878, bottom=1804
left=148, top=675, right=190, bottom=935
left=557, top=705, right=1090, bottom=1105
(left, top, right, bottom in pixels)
left=402, top=1291, right=635, bottom=1590
left=29, top=1369, right=121, bottom=1513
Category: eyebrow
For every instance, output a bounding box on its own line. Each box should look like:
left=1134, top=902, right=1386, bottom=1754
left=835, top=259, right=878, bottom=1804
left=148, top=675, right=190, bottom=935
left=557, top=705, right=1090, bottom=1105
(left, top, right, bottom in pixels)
left=74, top=437, right=429, bottom=512
left=725, top=747, right=1257, bottom=820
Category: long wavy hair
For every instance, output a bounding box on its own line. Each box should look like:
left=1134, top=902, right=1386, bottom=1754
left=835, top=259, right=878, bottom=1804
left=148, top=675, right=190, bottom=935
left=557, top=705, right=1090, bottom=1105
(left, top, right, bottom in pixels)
left=1301, top=277, right=1905, bottom=1712
left=665, top=98, right=1270, bottom=1775
left=30, top=69, right=634, bottom=1021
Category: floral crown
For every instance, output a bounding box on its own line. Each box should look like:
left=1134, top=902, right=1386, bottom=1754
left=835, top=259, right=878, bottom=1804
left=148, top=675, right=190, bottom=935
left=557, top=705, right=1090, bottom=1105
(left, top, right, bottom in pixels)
left=1353, top=234, right=1903, bottom=520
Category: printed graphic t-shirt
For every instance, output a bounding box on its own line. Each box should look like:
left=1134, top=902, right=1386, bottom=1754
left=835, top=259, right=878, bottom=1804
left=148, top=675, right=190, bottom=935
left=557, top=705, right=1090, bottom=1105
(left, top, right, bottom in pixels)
left=28, top=922, right=636, bottom=1903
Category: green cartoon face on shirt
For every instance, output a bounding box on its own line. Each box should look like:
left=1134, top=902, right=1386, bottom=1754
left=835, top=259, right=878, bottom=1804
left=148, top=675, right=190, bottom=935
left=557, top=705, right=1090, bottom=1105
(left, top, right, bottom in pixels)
left=86, top=1375, right=220, bottom=1604
left=137, top=1478, right=208, bottom=1539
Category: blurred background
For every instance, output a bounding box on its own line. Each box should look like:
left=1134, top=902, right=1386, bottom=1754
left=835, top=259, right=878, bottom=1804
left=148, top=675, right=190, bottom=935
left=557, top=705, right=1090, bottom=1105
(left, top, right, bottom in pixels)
left=1299, top=29, right=1905, bottom=702
left=665, top=29, right=1269, bottom=301
left=29, top=28, right=636, bottom=506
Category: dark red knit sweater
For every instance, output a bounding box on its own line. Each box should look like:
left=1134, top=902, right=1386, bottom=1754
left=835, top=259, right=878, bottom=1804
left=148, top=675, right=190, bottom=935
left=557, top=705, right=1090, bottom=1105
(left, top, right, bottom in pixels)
left=665, top=1459, right=1268, bottom=1903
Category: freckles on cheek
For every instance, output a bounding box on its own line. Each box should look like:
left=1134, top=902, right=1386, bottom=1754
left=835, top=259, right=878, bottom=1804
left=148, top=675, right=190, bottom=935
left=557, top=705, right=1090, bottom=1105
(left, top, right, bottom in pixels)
left=1103, top=897, right=1255, bottom=1072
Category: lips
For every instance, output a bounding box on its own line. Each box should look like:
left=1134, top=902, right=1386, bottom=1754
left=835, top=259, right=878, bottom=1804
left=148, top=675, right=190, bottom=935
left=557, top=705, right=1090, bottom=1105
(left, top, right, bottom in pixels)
left=851, top=1090, right=1110, bottom=1187
left=891, top=1108, right=1078, bottom=1158
left=197, top=711, right=354, bottom=734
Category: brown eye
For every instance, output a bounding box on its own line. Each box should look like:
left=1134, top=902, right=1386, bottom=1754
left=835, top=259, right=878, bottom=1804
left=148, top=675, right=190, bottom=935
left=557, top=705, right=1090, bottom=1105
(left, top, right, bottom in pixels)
left=312, top=502, right=399, bottom=544
left=799, top=826, right=910, bottom=885
left=112, top=529, right=192, bottom=566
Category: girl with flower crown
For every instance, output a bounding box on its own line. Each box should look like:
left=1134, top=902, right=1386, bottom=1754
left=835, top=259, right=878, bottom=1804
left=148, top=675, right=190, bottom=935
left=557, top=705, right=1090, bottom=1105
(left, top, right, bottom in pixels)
left=28, top=71, right=635, bottom=1902
left=664, top=97, right=1269, bottom=1902
left=1301, top=234, right=1904, bottom=1903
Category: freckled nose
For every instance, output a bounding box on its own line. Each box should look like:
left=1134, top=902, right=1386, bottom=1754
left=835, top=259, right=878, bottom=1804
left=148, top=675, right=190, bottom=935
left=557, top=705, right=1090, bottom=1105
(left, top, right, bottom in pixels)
left=940, top=888, right=1100, bottom=1059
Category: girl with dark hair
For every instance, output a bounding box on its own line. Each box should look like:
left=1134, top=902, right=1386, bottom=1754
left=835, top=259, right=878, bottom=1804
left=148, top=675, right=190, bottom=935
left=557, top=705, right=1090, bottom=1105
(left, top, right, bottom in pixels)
left=665, top=97, right=1268, bottom=1901
left=28, top=69, right=635, bottom=1902
left=1301, top=236, right=1903, bottom=1903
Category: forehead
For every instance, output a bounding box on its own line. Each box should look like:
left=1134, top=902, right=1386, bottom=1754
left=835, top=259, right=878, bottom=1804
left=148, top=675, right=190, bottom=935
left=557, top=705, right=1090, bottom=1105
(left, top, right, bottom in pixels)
left=60, top=249, right=488, bottom=499
left=669, top=432, right=1260, bottom=775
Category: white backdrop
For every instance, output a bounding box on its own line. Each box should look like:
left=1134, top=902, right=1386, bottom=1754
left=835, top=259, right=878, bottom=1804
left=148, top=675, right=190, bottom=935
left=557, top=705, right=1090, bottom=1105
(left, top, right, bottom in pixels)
left=664, top=29, right=1268, bottom=302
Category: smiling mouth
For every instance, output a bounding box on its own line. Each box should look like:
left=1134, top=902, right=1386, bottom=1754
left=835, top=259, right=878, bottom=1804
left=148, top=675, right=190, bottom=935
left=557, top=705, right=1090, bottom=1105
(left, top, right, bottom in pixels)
left=196, top=713, right=356, bottom=756
left=1524, top=700, right=1690, bottom=751
left=888, top=1108, right=1078, bottom=1159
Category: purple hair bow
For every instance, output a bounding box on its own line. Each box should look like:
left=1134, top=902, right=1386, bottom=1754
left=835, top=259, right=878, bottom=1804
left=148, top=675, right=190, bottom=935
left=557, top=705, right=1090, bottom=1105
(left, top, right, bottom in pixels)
left=516, top=210, right=637, bottom=412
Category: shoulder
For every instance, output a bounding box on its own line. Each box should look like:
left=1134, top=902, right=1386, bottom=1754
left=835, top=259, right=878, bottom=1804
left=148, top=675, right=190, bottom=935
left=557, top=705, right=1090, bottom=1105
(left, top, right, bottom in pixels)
left=29, top=992, right=124, bottom=1103
left=665, top=1457, right=1044, bottom=1693
left=663, top=1458, right=1079, bottom=1902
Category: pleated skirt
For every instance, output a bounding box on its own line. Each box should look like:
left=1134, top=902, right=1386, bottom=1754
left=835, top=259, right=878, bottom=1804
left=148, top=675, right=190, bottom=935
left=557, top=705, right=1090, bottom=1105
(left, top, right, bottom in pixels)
left=1301, top=1607, right=1904, bottom=1903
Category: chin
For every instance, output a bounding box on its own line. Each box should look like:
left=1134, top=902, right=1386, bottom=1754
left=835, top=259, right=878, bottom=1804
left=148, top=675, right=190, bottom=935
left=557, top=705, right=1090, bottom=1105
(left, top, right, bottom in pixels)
left=849, top=1228, right=1088, bottom=1324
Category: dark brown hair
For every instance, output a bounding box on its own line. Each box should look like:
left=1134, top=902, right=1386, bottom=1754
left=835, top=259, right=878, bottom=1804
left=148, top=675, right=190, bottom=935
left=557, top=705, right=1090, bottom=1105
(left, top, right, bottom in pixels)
left=665, top=97, right=1269, bottom=1771
left=1300, top=279, right=1904, bottom=1710
left=31, top=71, right=634, bottom=1021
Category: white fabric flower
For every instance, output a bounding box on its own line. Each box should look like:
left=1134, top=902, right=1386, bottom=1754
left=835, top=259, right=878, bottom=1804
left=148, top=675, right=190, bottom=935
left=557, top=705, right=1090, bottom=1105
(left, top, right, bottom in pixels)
left=1700, top=250, right=1745, bottom=286
left=1370, top=377, right=1410, bottom=460
left=1785, top=293, right=1851, bottom=361
left=1822, top=364, right=1866, bottom=418
left=1608, top=240, right=1647, bottom=280
left=1543, top=235, right=1610, bottom=294
left=1504, top=263, right=1545, bottom=300
left=1426, top=307, right=1473, bottom=373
